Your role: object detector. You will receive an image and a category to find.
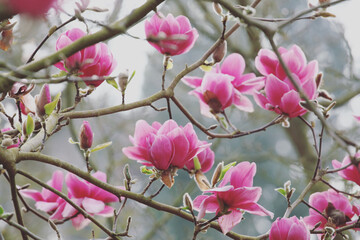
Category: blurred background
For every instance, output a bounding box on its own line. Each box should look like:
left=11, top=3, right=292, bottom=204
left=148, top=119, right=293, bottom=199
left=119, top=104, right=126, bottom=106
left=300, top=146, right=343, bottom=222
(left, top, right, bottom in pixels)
left=0, top=0, right=360, bottom=239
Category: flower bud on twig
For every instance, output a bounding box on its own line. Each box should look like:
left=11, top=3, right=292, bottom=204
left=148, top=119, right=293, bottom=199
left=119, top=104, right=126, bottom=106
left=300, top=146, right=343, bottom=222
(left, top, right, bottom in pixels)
left=79, top=121, right=93, bottom=150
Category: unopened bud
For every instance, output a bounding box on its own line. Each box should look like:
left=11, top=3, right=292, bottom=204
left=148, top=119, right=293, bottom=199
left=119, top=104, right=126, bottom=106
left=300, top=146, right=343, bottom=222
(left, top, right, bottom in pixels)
left=79, top=121, right=93, bottom=150
left=23, top=113, right=35, bottom=138
left=211, top=162, right=223, bottom=187
left=212, top=3, right=223, bottom=16
left=118, top=70, right=129, bottom=93
left=315, top=73, right=323, bottom=88
left=318, top=89, right=333, bottom=101
left=183, top=193, right=193, bottom=212
left=212, top=40, right=227, bottom=63
left=35, top=84, right=51, bottom=118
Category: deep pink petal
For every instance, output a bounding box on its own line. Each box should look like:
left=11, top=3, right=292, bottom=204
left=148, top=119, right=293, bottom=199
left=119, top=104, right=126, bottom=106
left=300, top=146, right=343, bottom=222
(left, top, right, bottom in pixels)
left=279, top=90, right=302, bottom=117
left=194, top=195, right=219, bottom=220
left=42, top=171, right=63, bottom=202
left=19, top=189, right=44, bottom=201
left=49, top=201, right=66, bottom=220
left=150, top=135, right=173, bottom=170
left=182, top=76, right=203, bottom=88
left=176, top=15, right=192, bottom=33
left=166, top=128, right=189, bottom=168
left=230, top=162, right=256, bottom=188
left=65, top=173, right=89, bottom=198
left=255, top=49, right=278, bottom=76
left=265, top=75, right=290, bottom=107
left=71, top=214, right=91, bottom=230
left=122, top=146, right=151, bottom=163
left=221, top=53, right=246, bottom=80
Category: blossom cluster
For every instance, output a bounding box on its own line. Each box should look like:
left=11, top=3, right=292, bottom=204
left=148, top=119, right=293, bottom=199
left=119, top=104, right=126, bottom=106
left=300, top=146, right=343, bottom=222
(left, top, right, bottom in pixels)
left=20, top=171, right=119, bottom=230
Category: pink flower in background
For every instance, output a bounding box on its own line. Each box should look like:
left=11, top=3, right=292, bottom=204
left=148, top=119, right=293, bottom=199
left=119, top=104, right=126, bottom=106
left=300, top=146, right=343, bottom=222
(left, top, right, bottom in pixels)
left=185, top=141, right=214, bottom=173
left=269, top=216, right=310, bottom=240
left=145, top=13, right=199, bottom=56
left=355, top=115, right=360, bottom=122
left=254, top=45, right=318, bottom=118
left=122, top=119, right=210, bottom=170
left=20, top=171, right=66, bottom=220
left=303, top=189, right=359, bottom=231
left=6, top=0, right=58, bottom=16
left=183, top=53, right=263, bottom=117
left=193, top=162, right=273, bottom=234
left=79, top=121, right=93, bottom=150
left=9, top=83, right=36, bottom=115
left=332, top=152, right=360, bottom=186
left=55, top=28, right=116, bottom=87
left=63, top=172, right=119, bottom=230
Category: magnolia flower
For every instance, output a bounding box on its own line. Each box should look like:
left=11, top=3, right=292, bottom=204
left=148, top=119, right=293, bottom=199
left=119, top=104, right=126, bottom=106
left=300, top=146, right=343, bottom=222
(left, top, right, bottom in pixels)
left=303, top=189, right=359, bottom=232
left=122, top=120, right=210, bottom=188
left=5, top=0, right=58, bottom=16
left=35, top=84, right=51, bottom=119
left=254, top=45, right=318, bottom=118
left=20, top=171, right=66, bottom=220
left=79, top=121, right=93, bottom=150
left=63, top=172, right=119, bottom=230
left=269, top=216, right=310, bottom=240
left=332, top=152, right=360, bottom=186
left=9, top=83, right=35, bottom=115
left=185, top=141, right=215, bottom=173
left=193, top=162, right=273, bottom=234
left=183, top=53, right=263, bottom=117
left=145, top=13, right=199, bottom=56
left=55, top=28, right=116, bottom=87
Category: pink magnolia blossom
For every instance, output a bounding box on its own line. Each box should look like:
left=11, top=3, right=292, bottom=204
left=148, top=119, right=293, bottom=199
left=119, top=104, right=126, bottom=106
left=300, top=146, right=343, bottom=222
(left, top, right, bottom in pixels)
left=5, top=0, right=58, bottom=16
left=269, top=216, right=310, bottom=240
left=254, top=45, right=318, bottom=118
left=183, top=53, right=263, bottom=117
left=123, top=119, right=209, bottom=170
left=55, top=28, right=116, bottom=87
left=332, top=152, right=360, bottom=186
left=63, top=171, right=119, bottom=230
left=354, top=115, right=360, bottom=122
left=20, top=171, right=66, bottom=220
left=34, top=84, right=51, bottom=119
left=303, top=189, right=359, bottom=231
left=185, top=141, right=214, bottom=173
left=79, top=121, right=93, bottom=150
left=145, top=13, right=199, bottom=56
left=193, top=162, right=273, bottom=234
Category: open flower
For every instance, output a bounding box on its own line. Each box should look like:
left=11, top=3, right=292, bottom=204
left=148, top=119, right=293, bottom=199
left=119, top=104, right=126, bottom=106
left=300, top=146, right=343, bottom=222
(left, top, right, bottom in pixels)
left=122, top=120, right=210, bottom=187
left=6, top=0, right=58, bottom=16
left=254, top=45, right=318, bottom=118
left=62, top=171, right=119, bottom=230
left=145, top=13, right=199, bottom=56
left=193, top=162, right=273, bottom=234
left=332, top=152, right=360, bottom=186
left=55, top=28, right=116, bottom=87
left=20, top=171, right=66, bottom=220
left=185, top=141, right=214, bottom=173
left=269, top=216, right=310, bottom=240
left=183, top=53, right=263, bottom=117
left=303, top=189, right=359, bottom=232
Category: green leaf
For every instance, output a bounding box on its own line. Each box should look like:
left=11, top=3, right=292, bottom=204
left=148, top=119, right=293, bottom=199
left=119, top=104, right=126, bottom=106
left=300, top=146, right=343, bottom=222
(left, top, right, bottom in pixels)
left=44, top=92, right=61, bottom=115
left=128, top=70, right=136, bottom=84
left=193, top=156, right=201, bottom=171
left=0, top=205, right=4, bottom=216
left=52, top=70, right=67, bottom=78
left=275, top=188, right=287, bottom=197
left=140, top=166, right=154, bottom=175
left=218, top=161, right=236, bottom=181
left=106, top=78, right=119, bottom=90
left=25, top=114, right=35, bottom=136
left=90, top=141, right=112, bottom=153
left=68, top=137, right=79, bottom=145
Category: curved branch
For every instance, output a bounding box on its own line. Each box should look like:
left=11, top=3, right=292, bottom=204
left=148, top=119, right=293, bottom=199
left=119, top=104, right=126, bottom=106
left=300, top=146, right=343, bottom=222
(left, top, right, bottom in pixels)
left=16, top=152, right=264, bottom=240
